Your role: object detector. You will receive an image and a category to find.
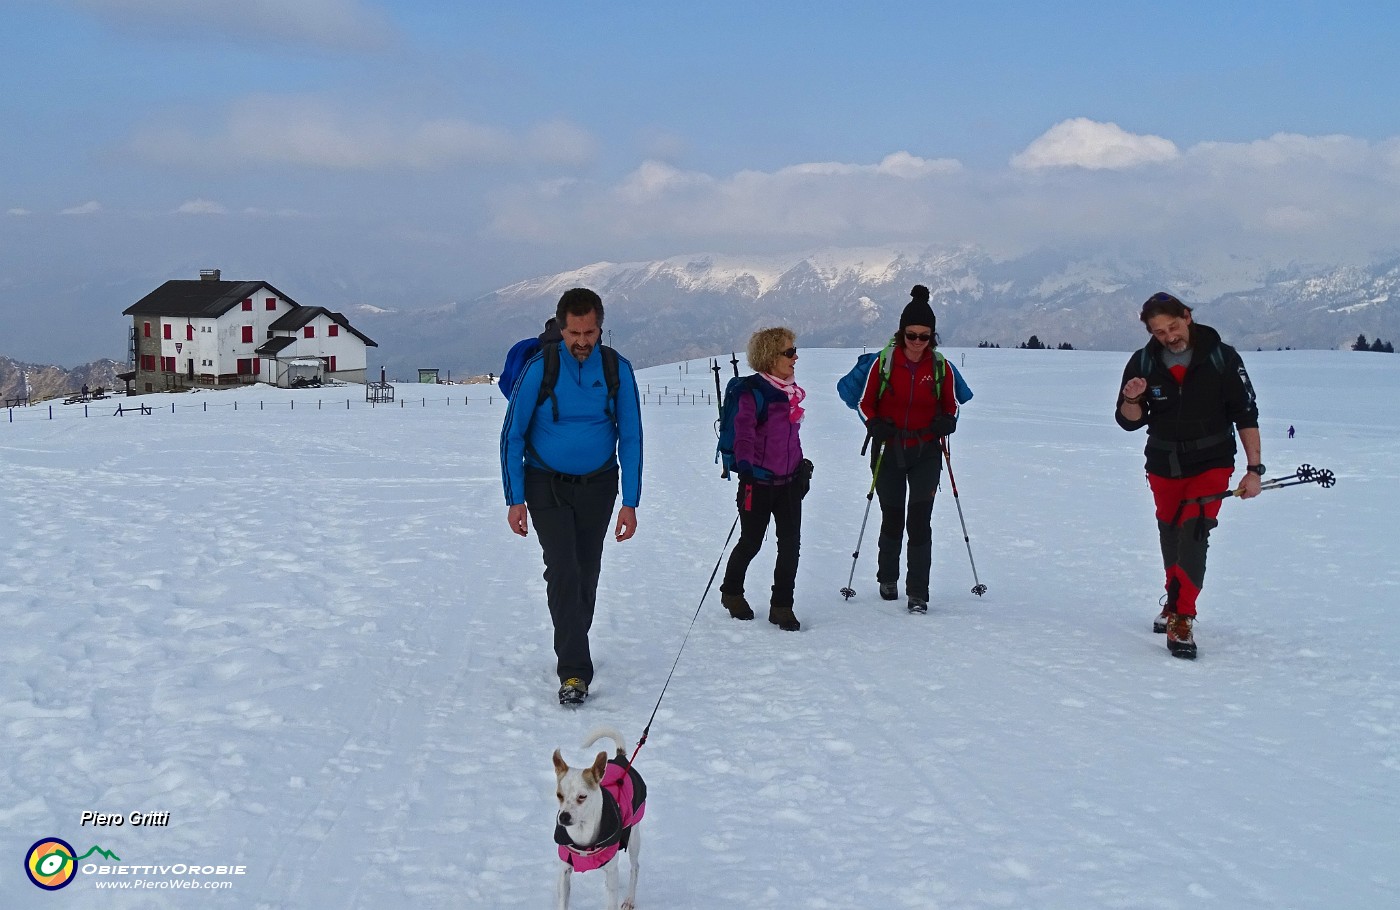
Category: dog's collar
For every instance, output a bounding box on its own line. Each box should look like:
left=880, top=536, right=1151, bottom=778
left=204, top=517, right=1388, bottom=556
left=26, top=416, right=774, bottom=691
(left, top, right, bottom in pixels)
left=555, top=788, right=622, bottom=857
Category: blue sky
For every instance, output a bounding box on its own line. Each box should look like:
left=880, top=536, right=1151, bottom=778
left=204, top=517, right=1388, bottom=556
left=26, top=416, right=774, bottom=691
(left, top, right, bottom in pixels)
left=4, top=1, right=1400, bottom=363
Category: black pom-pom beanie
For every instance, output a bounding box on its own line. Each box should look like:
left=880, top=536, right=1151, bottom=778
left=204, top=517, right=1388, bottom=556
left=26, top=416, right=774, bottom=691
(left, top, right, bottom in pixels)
left=899, top=285, right=935, bottom=333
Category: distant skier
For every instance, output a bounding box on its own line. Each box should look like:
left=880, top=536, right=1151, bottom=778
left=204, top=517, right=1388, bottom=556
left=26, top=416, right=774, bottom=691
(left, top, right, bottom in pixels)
left=1115, top=292, right=1262, bottom=659
left=1288, top=425, right=1295, bottom=439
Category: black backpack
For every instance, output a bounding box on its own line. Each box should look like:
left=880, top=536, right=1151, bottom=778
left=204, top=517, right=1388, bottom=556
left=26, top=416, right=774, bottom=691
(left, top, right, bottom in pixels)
left=535, top=342, right=621, bottom=424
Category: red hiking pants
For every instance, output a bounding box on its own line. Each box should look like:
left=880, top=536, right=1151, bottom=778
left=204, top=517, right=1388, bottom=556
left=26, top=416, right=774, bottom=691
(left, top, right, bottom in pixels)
left=1147, top=467, right=1234, bottom=617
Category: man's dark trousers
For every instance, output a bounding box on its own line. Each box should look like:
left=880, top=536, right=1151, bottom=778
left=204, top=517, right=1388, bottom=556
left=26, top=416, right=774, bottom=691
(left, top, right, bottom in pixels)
left=525, top=468, right=618, bottom=686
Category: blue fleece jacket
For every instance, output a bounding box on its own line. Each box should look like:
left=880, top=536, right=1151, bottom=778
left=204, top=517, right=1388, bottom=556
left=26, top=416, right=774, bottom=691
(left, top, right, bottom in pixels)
left=499, top=342, right=643, bottom=508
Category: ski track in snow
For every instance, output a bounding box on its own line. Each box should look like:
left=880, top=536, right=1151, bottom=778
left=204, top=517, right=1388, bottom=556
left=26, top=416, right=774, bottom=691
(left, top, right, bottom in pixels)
left=1, top=349, right=1398, bottom=909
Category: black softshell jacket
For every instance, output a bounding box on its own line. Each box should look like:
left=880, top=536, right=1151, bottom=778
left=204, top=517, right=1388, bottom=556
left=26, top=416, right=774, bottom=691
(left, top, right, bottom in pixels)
left=1115, top=323, right=1259, bottom=478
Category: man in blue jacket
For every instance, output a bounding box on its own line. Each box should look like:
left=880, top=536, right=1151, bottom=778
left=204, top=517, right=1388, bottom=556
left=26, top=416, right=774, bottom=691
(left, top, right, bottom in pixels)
left=500, top=288, right=643, bottom=705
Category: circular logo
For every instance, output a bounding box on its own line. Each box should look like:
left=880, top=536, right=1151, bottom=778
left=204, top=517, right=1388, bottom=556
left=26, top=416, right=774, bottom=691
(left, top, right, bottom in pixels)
left=25, top=837, right=78, bottom=890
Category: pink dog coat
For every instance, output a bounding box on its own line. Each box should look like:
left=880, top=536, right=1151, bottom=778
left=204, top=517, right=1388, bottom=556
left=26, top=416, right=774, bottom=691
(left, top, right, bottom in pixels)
left=555, top=757, right=647, bottom=872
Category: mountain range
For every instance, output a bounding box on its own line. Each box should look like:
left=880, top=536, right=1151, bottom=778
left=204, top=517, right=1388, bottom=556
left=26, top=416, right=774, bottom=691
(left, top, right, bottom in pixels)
left=0, top=357, right=123, bottom=405
left=5, top=245, right=1397, bottom=392
left=350, top=245, right=1400, bottom=379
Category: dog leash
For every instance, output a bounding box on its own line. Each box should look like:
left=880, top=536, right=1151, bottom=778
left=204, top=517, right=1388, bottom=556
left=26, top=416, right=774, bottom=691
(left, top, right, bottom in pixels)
left=629, top=513, right=741, bottom=765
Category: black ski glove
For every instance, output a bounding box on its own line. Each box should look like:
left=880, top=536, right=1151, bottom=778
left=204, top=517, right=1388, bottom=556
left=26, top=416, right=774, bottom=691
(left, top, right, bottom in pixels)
left=793, top=458, right=814, bottom=499
left=866, top=417, right=897, bottom=442
left=930, top=414, right=957, bottom=438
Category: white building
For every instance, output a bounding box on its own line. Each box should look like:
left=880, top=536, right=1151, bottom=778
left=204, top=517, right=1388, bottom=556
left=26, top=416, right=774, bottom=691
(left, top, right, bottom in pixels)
left=123, top=270, right=378, bottom=393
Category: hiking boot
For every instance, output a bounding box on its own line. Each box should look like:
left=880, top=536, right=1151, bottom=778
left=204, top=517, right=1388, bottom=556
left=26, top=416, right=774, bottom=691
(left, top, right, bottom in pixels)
left=558, top=678, right=589, bottom=706
left=907, top=596, right=928, bottom=614
left=879, top=583, right=899, bottom=601
left=1166, top=614, right=1197, bottom=660
left=1154, top=594, right=1173, bottom=633
left=721, top=593, right=755, bottom=621
left=768, top=605, right=800, bottom=631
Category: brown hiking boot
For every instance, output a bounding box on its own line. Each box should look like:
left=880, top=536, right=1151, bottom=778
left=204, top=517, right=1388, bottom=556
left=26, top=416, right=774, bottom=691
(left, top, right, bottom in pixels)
left=721, top=593, right=754, bottom=621
left=1166, top=614, right=1197, bottom=659
left=768, top=604, right=800, bottom=631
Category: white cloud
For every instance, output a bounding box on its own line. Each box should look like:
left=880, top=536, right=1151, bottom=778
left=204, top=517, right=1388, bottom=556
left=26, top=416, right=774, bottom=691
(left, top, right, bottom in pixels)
left=485, top=128, right=1400, bottom=270
left=1188, top=132, right=1373, bottom=170
left=176, top=199, right=227, bottom=215
left=64, top=0, right=395, bottom=52
left=488, top=152, right=969, bottom=249
left=7, top=208, right=31, bottom=216
left=127, top=96, right=596, bottom=171
left=60, top=201, right=102, bottom=215
left=640, top=129, right=689, bottom=163
left=777, top=152, right=961, bottom=179
left=1011, top=118, right=1180, bottom=170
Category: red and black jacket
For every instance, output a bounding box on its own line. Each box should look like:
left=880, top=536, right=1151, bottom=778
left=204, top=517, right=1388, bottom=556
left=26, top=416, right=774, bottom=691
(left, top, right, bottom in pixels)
left=858, top=348, right=957, bottom=449
left=1115, top=322, right=1259, bottom=478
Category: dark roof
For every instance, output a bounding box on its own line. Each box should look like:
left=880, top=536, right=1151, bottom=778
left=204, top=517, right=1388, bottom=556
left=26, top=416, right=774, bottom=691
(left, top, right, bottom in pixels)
left=268, top=306, right=322, bottom=331
left=123, top=280, right=299, bottom=318
left=254, top=336, right=297, bottom=356
left=269, top=306, right=377, bottom=347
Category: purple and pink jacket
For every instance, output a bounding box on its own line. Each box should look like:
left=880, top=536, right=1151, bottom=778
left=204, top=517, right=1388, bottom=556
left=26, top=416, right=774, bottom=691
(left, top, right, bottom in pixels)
left=733, top=380, right=804, bottom=482
left=555, top=758, right=647, bottom=872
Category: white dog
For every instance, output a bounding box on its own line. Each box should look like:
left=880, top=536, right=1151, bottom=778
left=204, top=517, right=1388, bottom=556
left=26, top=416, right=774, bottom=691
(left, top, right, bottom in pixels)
left=552, top=727, right=646, bottom=910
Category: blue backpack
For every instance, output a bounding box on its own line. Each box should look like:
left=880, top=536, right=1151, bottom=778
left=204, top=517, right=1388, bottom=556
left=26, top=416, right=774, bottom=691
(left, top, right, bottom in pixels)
left=715, top=374, right=771, bottom=480
left=499, top=319, right=563, bottom=399
left=498, top=337, right=542, bottom=399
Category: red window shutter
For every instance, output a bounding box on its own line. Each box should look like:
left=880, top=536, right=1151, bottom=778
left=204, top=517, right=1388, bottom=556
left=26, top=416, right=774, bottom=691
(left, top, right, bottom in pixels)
left=242, top=299, right=252, bottom=311
left=329, top=355, right=337, bottom=372
left=143, top=322, right=151, bottom=338
left=186, top=324, right=194, bottom=341
left=266, top=298, right=276, bottom=310
left=241, top=326, right=253, bottom=344
left=304, top=326, right=314, bottom=338
left=253, top=357, right=261, bottom=374
left=163, top=324, right=172, bottom=340
left=329, top=324, right=339, bottom=337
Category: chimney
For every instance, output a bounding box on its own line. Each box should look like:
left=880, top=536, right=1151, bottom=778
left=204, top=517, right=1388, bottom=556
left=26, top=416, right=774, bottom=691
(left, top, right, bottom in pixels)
left=200, top=269, right=221, bottom=281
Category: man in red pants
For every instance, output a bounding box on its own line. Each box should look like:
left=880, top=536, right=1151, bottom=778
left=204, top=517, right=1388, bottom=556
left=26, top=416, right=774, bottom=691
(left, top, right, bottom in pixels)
left=1116, top=293, right=1262, bottom=658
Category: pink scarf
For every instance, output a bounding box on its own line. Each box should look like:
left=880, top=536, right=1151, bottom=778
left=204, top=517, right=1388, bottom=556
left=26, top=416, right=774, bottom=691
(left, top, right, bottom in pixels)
left=761, top=372, right=805, bottom=424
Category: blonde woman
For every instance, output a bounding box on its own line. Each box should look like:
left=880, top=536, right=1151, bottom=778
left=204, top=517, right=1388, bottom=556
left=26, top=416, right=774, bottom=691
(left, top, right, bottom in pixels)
left=719, top=327, right=810, bottom=631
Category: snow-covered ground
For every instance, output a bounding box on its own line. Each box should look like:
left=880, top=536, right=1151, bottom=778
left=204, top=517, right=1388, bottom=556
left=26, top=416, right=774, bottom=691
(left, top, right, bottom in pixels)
left=2, top=347, right=1397, bottom=909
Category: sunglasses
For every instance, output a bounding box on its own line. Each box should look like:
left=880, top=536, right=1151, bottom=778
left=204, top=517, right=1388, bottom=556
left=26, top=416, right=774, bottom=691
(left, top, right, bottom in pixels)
left=903, top=331, right=932, bottom=342
left=780, top=347, right=798, bottom=358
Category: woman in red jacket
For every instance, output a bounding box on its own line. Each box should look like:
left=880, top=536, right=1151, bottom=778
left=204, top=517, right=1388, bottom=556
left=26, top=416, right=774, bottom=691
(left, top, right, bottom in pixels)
left=858, top=285, right=958, bottom=614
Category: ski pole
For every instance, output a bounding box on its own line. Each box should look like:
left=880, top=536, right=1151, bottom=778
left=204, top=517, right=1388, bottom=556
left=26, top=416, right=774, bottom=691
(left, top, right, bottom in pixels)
left=710, top=358, right=723, bottom=423
left=631, top=510, right=740, bottom=764
left=840, top=447, right=886, bottom=600
left=941, top=438, right=987, bottom=596
left=1176, top=463, right=1336, bottom=513
left=1169, top=463, right=1336, bottom=528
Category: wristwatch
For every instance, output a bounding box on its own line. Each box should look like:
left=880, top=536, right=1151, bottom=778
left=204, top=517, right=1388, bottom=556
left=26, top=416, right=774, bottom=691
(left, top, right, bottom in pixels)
left=1246, top=463, right=1266, bottom=476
